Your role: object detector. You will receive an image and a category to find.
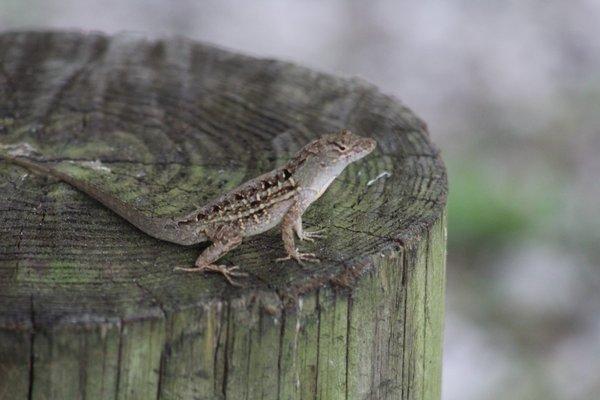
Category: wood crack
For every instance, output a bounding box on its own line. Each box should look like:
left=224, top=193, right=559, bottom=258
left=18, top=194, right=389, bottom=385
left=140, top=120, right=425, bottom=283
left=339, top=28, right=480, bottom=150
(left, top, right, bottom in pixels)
left=331, top=223, right=401, bottom=245
left=131, top=280, right=169, bottom=322
left=131, top=280, right=168, bottom=399
left=114, top=318, right=124, bottom=399
left=212, top=302, right=225, bottom=396
left=276, top=305, right=286, bottom=400
left=344, top=294, right=352, bottom=400
left=315, top=289, right=322, bottom=398
left=421, top=230, right=430, bottom=398
left=27, top=294, right=35, bottom=400
left=221, top=301, right=232, bottom=399
left=401, top=249, right=409, bottom=400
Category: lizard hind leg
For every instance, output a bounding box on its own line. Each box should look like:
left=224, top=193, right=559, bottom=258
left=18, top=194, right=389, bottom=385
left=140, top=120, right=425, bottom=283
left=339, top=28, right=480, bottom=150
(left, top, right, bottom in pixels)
left=174, top=228, right=247, bottom=286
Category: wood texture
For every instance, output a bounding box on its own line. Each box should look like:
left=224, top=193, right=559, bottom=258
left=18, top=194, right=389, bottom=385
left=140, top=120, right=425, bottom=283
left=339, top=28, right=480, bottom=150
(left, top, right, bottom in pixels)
left=0, top=31, right=448, bottom=399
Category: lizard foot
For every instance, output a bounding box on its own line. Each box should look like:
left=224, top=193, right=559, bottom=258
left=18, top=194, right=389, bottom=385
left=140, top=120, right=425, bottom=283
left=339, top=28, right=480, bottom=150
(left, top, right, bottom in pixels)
left=174, top=264, right=248, bottom=287
left=298, top=229, right=325, bottom=242
left=276, top=250, right=320, bottom=265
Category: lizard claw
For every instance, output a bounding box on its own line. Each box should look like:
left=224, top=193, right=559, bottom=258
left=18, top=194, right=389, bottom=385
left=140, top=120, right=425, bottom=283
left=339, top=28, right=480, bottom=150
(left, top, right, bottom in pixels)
left=276, top=250, right=320, bottom=265
left=298, top=229, right=325, bottom=242
left=174, top=264, right=248, bottom=286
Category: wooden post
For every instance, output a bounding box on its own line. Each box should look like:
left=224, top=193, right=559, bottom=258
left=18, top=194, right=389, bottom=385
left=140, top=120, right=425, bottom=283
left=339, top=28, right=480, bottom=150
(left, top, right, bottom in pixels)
left=0, top=31, right=447, bottom=399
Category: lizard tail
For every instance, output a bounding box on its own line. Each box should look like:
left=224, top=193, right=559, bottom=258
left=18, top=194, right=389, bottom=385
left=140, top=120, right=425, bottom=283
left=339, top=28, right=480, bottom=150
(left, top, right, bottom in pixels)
left=0, top=155, right=196, bottom=245
left=1, top=154, right=52, bottom=176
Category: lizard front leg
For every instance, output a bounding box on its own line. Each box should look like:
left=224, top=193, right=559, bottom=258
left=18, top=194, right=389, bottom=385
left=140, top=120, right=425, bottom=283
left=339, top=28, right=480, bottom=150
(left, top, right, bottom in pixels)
left=174, top=228, right=247, bottom=286
left=292, top=187, right=324, bottom=242
left=276, top=203, right=320, bottom=264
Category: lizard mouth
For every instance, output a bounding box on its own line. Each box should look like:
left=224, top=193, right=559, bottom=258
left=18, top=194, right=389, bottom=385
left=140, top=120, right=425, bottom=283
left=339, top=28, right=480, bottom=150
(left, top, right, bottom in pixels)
left=362, top=138, right=377, bottom=153
left=350, top=137, right=377, bottom=159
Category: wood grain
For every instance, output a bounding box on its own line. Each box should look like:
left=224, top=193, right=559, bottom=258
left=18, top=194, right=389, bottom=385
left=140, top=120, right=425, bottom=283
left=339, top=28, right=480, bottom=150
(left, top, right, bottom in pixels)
left=0, top=31, right=447, bottom=399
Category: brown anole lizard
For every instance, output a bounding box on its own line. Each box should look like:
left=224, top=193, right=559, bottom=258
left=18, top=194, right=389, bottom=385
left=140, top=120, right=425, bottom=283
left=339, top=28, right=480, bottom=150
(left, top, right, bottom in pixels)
left=1, top=130, right=376, bottom=285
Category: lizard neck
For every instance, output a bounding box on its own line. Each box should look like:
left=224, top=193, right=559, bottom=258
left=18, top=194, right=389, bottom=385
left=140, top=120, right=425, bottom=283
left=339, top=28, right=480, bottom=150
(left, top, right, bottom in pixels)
left=287, top=157, right=347, bottom=202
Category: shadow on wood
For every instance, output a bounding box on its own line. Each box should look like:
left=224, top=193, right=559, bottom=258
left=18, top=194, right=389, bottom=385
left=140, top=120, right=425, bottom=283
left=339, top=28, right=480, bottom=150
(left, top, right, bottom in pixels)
left=0, top=31, right=447, bottom=400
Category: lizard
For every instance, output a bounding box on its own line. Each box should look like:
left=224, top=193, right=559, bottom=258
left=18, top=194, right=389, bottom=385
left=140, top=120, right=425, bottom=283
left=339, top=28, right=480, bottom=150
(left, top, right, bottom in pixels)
left=0, top=130, right=377, bottom=285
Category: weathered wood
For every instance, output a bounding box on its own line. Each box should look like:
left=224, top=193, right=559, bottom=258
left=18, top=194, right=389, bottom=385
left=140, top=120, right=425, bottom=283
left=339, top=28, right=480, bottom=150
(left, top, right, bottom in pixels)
left=0, top=31, right=447, bottom=399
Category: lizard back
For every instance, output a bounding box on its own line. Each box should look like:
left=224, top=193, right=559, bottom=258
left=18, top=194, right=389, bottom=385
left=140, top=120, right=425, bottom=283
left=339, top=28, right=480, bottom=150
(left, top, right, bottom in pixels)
left=176, top=165, right=299, bottom=237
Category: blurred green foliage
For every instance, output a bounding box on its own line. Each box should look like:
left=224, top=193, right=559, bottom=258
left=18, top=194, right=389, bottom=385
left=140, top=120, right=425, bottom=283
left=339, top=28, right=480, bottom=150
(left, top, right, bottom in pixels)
left=446, top=156, right=559, bottom=252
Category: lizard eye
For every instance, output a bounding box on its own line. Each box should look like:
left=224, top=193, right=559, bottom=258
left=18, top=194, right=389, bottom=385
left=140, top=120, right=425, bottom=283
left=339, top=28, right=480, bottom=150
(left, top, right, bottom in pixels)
left=333, top=142, right=347, bottom=151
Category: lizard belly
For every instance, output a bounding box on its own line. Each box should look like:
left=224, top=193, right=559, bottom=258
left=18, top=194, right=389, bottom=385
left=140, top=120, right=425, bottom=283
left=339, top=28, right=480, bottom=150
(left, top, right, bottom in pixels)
left=156, top=220, right=209, bottom=246
left=232, top=198, right=294, bottom=237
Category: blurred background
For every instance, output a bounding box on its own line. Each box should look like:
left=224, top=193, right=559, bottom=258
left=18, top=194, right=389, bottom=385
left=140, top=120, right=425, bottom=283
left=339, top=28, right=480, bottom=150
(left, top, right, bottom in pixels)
left=1, top=1, right=598, bottom=399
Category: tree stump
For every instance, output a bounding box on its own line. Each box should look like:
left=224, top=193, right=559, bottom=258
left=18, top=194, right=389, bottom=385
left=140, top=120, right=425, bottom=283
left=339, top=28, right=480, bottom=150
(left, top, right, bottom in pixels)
left=0, top=31, right=447, bottom=400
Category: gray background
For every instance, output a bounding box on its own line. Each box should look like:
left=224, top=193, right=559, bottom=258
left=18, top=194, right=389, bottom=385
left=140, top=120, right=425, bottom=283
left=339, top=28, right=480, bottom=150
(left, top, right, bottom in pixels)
left=2, top=1, right=598, bottom=399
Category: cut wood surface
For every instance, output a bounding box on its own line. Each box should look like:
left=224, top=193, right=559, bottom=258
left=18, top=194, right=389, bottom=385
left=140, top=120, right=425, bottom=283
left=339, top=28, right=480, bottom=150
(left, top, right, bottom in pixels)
left=0, top=31, right=447, bottom=400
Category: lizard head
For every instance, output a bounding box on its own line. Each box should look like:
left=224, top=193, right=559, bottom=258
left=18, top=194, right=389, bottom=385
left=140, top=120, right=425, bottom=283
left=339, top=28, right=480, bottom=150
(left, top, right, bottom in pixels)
left=305, top=129, right=377, bottom=168
left=289, top=130, right=377, bottom=199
